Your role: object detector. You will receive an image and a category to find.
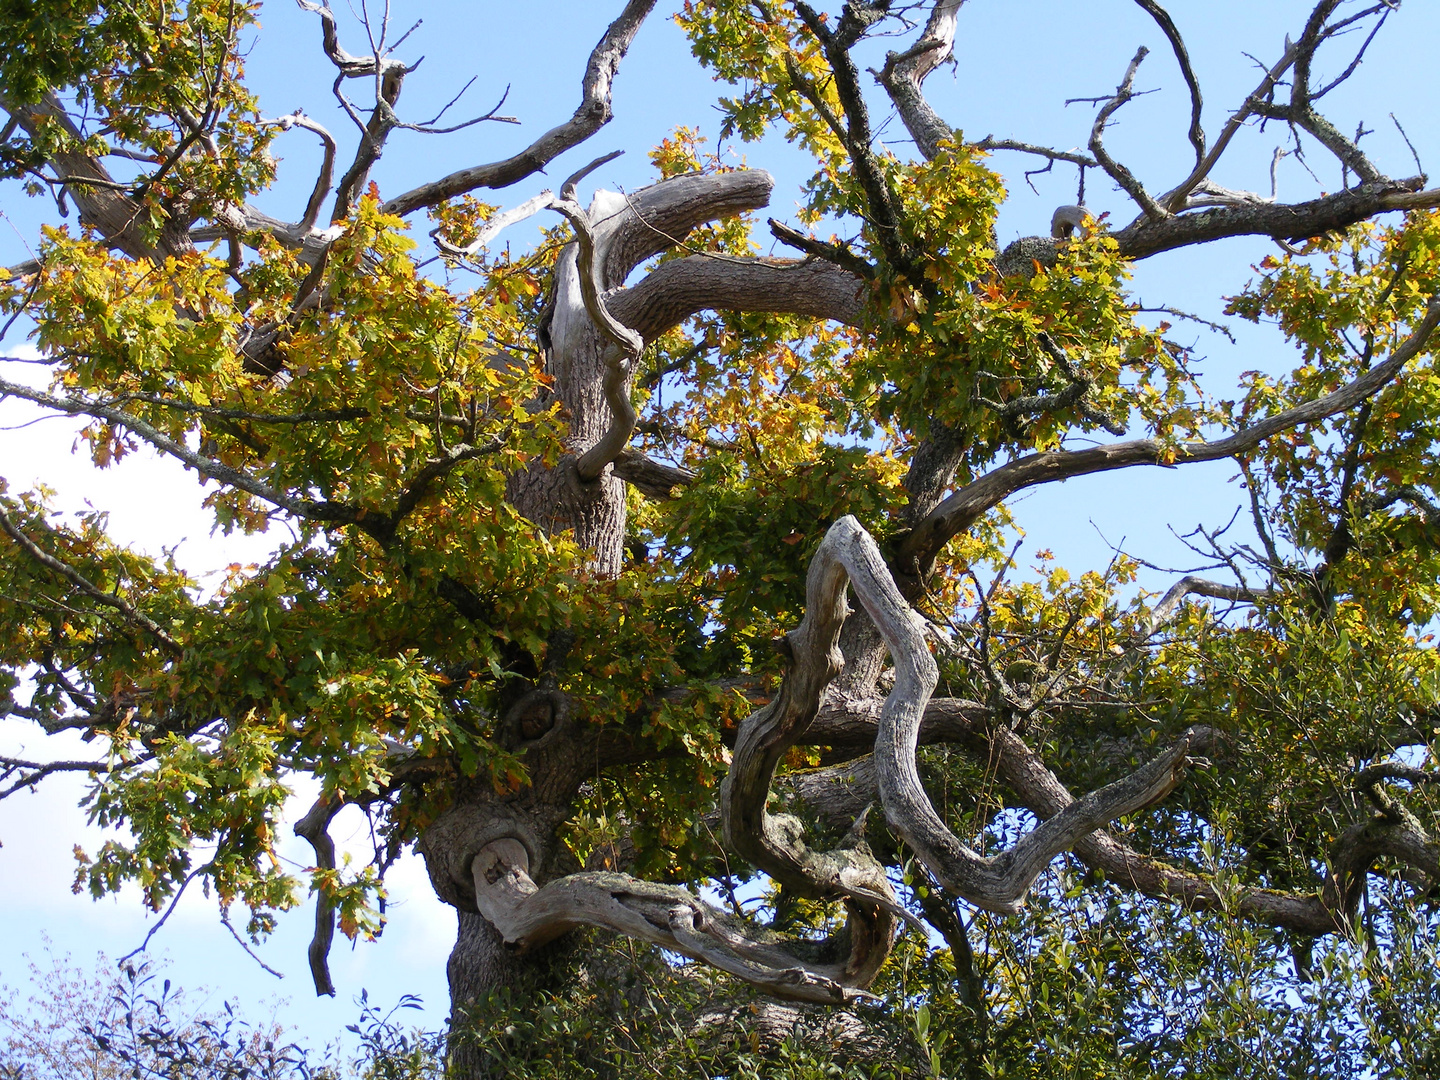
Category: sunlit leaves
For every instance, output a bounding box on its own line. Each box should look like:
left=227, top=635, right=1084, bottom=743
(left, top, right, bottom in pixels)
left=4, top=0, right=1439, bottom=1019
left=0, top=1, right=276, bottom=221
left=1226, top=212, right=1440, bottom=621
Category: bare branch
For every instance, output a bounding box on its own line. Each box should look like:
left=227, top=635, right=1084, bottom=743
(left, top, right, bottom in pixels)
left=547, top=188, right=645, bottom=483
left=1145, top=574, right=1274, bottom=635
left=1311, top=6, right=1391, bottom=101
left=291, top=0, right=417, bottom=221
left=720, top=529, right=915, bottom=923
left=1390, top=113, right=1425, bottom=178
left=220, top=909, right=285, bottom=979
left=600, top=169, right=776, bottom=286
left=1131, top=0, right=1205, bottom=166
left=1286, top=1, right=1385, bottom=184
left=294, top=796, right=343, bottom=997
left=380, top=0, right=656, bottom=218
left=406, top=82, right=518, bottom=134
left=1354, top=760, right=1438, bottom=789
left=191, top=202, right=344, bottom=262
left=609, top=257, right=868, bottom=344
left=611, top=449, right=695, bottom=499
left=1136, top=302, right=1236, bottom=342
left=433, top=192, right=552, bottom=259
left=296, top=0, right=369, bottom=75
left=1087, top=47, right=1168, bottom=222
left=972, top=137, right=1097, bottom=171
left=1160, top=33, right=1303, bottom=212
left=768, top=218, right=876, bottom=280
left=874, top=0, right=964, bottom=161
left=804, top=699, right=1437, bottom=937
left=119, top=862, right=213, bottom=964
left=0, top=755, right=110, bottom=800
left=262, top=111, right=338, bottom=232
left=469, top=844, right=887, bottom=1005
left=1113, top=175, right=1436, bottom=260
left=330, top=67, right=408, bottom=222
left=775, top=518, right=1194, bottom=913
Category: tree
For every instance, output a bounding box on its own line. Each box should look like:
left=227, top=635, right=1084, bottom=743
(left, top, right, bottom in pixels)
left=3, top=0, right=1440, bottom=1075
left=1, top=944, right=443, bottom=1079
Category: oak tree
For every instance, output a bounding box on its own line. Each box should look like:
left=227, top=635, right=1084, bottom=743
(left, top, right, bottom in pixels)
left=4, top=1, right=1440, bottom=1075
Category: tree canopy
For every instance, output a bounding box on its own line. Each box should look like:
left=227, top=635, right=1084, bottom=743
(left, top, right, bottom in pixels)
left=3, top=1, right=1440, bottom=1076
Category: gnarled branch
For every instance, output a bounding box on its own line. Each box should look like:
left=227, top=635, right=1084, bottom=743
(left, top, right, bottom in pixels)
left=294, top=795, right=344, bottom=997
left=611, top=449, right=695, bottom=499
left=609, top=256, right=868, bottom=344
left=1086, top=47, right=1167, bottom=223
left=753, top=517, right=1195, bottom=914
left=548, top=167, right=646, bottom=483
left=874, top=0, right=963, bottom=162
left=470, top=840, right=890, bottom=1005
left=261, top=111, right=338, bottom=232
left=1131, top=0, right=1205, bottom=167
left=1145, top=575, right=1274, bottom=635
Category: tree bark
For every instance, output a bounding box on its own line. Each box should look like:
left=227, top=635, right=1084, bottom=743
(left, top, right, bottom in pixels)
left=445, top=910, right=585, bottom=1078
left=431, top=171, right=786, bottom=1070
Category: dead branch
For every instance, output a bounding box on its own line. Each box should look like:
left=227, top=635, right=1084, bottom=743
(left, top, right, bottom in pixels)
left=874, top=0, right=963, bottom=161
left=294, top=795, right=344, bottom=997
left=380, top=0, right=656, bottom=218
left=1086, top=46, right=1168, bottom=222
left=1145, top=574, right=1274, bottom=636
left=1131, top=0, right=1205, bottom=166
left=470, top=843, right=888, bottom=1005
left=262, top=111, right=338, bottom=232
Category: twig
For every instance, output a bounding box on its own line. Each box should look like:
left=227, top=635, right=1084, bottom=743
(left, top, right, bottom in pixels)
left=0, top=505, right=182, bottom=654
left=220, top=909, right=285, bottom=979
left=119, top=863, right=213, bottom=964
left=1086, top=46, right=1167, bottom=222
left=1390, top=113, right=1425, bottom=178
left=1134, top=302, right=1236, bottom=343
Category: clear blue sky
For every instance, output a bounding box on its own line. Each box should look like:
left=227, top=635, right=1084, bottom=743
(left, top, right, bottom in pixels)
left=3, top=0, right=1437, bottom=1049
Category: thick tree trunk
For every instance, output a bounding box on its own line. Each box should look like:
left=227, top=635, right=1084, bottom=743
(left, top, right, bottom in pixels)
left=421, top=795, right=591, bottom=1076
left=445, top=911, right=583, bottom=1077
left=436, top=217, right=630, bottom=1076
left=444, top=912, right=514, bottom=1076
left=508, top=239, right=630, bottom=572
left=429, top=171, right=798, bottom=1075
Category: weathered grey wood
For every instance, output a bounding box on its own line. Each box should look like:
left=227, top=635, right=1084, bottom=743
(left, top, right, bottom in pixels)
left=469, top=839, right=888, bottom=1004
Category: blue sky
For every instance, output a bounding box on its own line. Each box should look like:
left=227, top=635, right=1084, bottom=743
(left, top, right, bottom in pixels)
left=2, top=0, right=1438, bottom=1049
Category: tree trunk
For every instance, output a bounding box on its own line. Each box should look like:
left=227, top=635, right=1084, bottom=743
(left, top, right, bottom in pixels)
left=445, top=911, right=583, bottom=1077
left=428, top=172, right=790, bottom=1075
left=435, top=215, right=630, bottom=1076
